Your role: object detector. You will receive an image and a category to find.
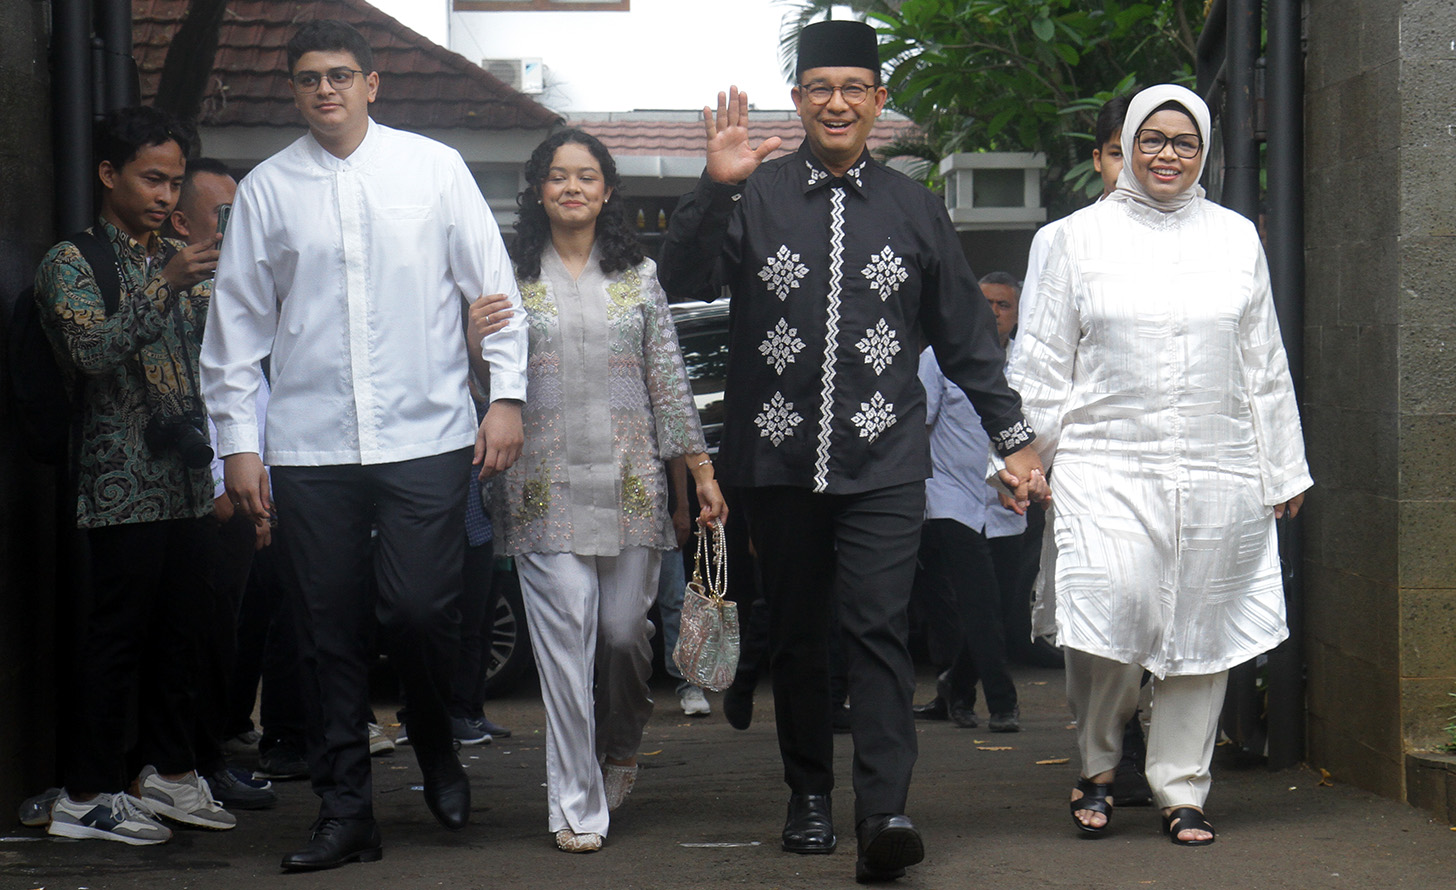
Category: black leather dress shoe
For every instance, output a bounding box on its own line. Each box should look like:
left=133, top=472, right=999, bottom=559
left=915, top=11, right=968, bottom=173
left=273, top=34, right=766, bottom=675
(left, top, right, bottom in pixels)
left=781, top=793, right=836, bottom=854
left=911, top=696, right=948, bottom=721
left=855, top=814, right=924, bottom=883
left=280, top=818, right=383, bottom=871
left=417, top=743, right=471, bottom=830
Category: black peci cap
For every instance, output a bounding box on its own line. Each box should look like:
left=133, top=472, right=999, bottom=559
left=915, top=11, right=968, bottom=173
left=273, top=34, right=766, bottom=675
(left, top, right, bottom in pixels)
left=796, top=20, right=880, bottom=80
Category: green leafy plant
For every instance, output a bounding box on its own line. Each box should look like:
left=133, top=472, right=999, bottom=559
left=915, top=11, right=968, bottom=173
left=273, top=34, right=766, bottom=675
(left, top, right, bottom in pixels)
left=779, top=0, right=1203, bottom=216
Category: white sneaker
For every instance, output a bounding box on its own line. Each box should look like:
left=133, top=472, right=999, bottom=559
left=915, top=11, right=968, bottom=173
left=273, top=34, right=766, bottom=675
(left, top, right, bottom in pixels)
left=368, top=722, right=396, bottom=755
left=602, top=762, right=638, bottom=811
left=679, top=686, right=711, bottom=716
left=48, top=790, right=172, bottom=845
left=137, top=766, right=237, bottom=830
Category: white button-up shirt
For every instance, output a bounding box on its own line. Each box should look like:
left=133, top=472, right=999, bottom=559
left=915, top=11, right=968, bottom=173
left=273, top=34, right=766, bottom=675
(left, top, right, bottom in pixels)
left=202, top=120, right=526, bottom=466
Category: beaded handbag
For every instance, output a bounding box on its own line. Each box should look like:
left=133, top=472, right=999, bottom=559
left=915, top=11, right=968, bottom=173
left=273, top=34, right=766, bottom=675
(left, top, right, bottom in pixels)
left=672, top=521, right=739, bottom=692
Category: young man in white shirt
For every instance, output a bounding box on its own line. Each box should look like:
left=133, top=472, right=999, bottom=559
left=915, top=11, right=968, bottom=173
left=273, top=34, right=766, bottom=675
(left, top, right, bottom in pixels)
left=200, top=19, right=526, bottom=871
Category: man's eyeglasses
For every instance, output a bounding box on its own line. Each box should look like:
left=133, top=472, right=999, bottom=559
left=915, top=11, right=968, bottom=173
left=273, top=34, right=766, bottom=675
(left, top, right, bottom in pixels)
left=290, top=68, right=365, bottom=93
left=797, top=83, right=875, bottom=106
left=1135, top=129, right=1203, bottom=159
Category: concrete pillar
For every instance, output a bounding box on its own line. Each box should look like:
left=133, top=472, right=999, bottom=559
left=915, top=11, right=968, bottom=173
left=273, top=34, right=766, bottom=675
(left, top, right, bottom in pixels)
left=1303, top=0, right=1456, bottom=803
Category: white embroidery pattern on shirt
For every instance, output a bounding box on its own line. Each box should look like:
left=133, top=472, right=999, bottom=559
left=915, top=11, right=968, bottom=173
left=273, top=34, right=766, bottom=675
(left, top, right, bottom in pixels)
left=855, top=318, right=901, bottom=375
left=851, top=392, right=897, bottom=443
left=846, top=160, right=867, bottom=187
left=805, top=161, right=827, bottom=186
left=755, top=392, right=803, bottom=446
left=759, top=317, right=806, bottom=374
left=758, top=245, right=810, bottom=301
left=861, top=246, right=909, bottom=301
left=813, top=187, right=847, bottom=492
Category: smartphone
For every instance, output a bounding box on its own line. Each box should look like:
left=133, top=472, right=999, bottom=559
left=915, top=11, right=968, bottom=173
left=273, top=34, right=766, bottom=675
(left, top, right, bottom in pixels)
left=216, top=203, right=232, bottom=241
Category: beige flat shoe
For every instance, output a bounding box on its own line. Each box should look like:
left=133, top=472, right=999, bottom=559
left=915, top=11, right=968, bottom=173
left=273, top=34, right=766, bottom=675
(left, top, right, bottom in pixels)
left=602, top=763, right=638, bottom=811
left=555, top=829, right=604, bottom=853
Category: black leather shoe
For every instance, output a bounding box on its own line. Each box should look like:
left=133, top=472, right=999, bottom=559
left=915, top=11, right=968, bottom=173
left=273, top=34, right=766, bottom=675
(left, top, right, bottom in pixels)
left=280, top=818, right=383, bottom=871
left=912, top=696, right=948, bottom=720
left=723, top=684, right=754, bottom=730
left=855, top=814, right=923, bottom=883
left=781, top=793, right=836, bottom=854
left=417, top=743, right=471, bottom=830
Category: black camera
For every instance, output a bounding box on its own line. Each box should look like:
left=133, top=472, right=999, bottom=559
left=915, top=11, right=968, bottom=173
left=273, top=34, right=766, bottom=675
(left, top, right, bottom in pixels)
left=146, top=411, right=214, bottom=469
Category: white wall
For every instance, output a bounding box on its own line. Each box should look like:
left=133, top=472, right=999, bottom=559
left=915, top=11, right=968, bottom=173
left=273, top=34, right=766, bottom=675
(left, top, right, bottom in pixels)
left=368, top=0, right=450, bottom=46
left=449, top=0, right=799, bottom=112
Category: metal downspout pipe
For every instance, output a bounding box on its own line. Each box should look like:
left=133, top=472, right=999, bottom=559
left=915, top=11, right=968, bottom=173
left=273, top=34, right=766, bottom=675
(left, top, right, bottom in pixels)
left=52, top=0, right=93, bottom=235
left=1263, top=0, right=1306, bottom=773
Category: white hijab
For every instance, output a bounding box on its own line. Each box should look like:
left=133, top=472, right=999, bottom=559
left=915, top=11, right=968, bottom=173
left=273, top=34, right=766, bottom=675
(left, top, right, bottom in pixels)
left=1107, top=84, right=1212, bottom=214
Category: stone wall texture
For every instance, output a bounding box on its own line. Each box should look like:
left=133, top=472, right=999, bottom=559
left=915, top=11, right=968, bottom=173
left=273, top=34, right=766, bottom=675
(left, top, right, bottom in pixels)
left=1304, top=0, right=1456, bottom=801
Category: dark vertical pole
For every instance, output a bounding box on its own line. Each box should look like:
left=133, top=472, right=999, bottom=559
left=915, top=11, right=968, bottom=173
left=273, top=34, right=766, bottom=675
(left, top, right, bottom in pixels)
left=1264, top=0, right=1306, bottom=772
left=94, top=0, right=140, bottom=113
left=1222, top=0, right=1262, bottom=223
left=53, top=0, right=93, bottom=234
left=1217, top=0, right=1265, bottom=755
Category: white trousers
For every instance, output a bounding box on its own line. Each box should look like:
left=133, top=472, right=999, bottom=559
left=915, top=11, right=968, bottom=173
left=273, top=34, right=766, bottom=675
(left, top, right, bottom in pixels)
left=1065, top=649, right=1229, bottom=809
left=517, top=548, right=661, bottom=835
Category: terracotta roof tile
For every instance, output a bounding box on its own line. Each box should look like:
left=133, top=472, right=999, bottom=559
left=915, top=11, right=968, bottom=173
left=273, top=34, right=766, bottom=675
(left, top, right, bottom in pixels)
left=133, top=0, right=561, bottom=131
left=573, top=115, right=920, bottom=160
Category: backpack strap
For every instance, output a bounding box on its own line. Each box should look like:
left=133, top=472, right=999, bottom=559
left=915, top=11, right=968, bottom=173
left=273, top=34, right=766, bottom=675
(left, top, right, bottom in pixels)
left=66, top=229, right=123, bottom=316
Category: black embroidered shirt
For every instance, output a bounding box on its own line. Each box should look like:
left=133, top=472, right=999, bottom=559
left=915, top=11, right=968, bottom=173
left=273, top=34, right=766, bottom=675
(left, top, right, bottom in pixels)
left=660, top=142, right=1034, bottom=495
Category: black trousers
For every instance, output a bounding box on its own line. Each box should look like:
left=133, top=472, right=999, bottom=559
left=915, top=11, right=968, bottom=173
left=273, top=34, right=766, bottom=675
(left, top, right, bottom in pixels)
left=449, top=538, right=498, bottom=718
left=191, top=511, right=256, bottom=775
left=272, top=449, right=468, bottom=821
left=66, top=518, right=211, bottom=793
left=917, top=518, right=1018, bottom=715
left=743, top=482, right=924, bottom=826
left=225, top=535, right=308, bottom=751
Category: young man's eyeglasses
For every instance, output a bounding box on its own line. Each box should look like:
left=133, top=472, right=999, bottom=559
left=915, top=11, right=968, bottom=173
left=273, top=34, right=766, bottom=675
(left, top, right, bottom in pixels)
left=797, top=83, right=875, bottom=106
left=1135, top=130, right=1203, bottom=159
left=290, top=68, right=366, bottom=93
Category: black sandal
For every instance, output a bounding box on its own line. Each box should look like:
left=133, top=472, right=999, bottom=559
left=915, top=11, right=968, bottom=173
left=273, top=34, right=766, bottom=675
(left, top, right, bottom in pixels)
left=1162, top=806, right=1216, bottom=846
left=1069, top=776, right=1114, bottom=834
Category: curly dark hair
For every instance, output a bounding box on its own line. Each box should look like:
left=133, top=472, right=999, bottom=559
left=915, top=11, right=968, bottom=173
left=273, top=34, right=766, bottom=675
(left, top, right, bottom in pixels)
left=511, top=129, right=644, bottom=282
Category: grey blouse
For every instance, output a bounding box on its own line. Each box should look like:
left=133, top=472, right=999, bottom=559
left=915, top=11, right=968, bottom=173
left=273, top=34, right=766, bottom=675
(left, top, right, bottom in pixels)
left=494, top=246, right=707, bottom=556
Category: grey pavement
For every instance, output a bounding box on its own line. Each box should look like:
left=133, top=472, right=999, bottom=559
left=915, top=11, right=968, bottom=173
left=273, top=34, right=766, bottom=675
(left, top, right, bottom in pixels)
left=4, top=665, right=1453, bottom=889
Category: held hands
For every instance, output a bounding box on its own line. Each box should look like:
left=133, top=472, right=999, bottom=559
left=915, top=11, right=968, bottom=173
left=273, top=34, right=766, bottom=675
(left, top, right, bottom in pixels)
left=163, top=234, right=222, bottom=291
left=1274, top=492, right=1305, bottom=519
left=998, top=445, right=1052, bottom=516
left=703, top=86, right=783, bottom=185
left=468, top=293, right=514, bottom=354
left=474, top=399, right=524, bottom=479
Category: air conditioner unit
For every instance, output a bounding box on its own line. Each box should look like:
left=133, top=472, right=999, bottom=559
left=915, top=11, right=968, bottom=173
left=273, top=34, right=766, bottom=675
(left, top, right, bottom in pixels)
left=482, top=58, right=544, bottom=95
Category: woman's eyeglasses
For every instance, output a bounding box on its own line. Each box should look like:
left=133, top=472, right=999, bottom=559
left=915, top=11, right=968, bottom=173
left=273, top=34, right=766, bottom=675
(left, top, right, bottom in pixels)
left=1135, top=129, right=1203, bottom=159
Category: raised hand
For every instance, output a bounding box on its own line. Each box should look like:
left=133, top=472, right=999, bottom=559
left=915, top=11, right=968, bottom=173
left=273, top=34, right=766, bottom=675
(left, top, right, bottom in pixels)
left=703, top=86, right=783, bottom=185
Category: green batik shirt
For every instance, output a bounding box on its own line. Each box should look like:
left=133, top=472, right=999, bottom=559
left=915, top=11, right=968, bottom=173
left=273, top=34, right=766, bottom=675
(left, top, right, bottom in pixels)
left=34, top=218, right=214, bottom=528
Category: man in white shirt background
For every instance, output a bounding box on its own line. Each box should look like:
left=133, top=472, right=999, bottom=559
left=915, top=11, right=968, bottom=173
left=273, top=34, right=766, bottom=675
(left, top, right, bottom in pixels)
left=200, top=19, right=526, bottom=871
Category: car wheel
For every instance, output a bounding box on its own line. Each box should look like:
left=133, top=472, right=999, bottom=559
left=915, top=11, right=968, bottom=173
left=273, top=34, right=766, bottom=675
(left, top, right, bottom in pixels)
left=481, top=561, right=534, bottom=698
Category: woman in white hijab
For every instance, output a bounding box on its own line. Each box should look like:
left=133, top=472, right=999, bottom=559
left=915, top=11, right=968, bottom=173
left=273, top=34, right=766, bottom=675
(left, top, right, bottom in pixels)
left=1006, top=84, right=1311, bottom=845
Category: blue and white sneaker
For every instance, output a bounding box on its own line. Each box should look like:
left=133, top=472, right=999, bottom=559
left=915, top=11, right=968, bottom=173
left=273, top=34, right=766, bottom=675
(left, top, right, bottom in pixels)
left=47, top=790, right=172, bottom=845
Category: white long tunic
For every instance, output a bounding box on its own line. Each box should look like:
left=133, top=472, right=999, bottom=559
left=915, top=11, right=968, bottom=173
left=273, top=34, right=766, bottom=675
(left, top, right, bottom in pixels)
left=1010, top=196, right=1312, bottom=677
left=202, top=120, right=526, bottom=466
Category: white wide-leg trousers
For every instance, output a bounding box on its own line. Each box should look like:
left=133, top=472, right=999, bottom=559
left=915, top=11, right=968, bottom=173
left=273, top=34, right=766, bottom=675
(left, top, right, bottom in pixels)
left=1065, top=648, right=1229, bottom=809
left=517, top=548, right=661, bottom=835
